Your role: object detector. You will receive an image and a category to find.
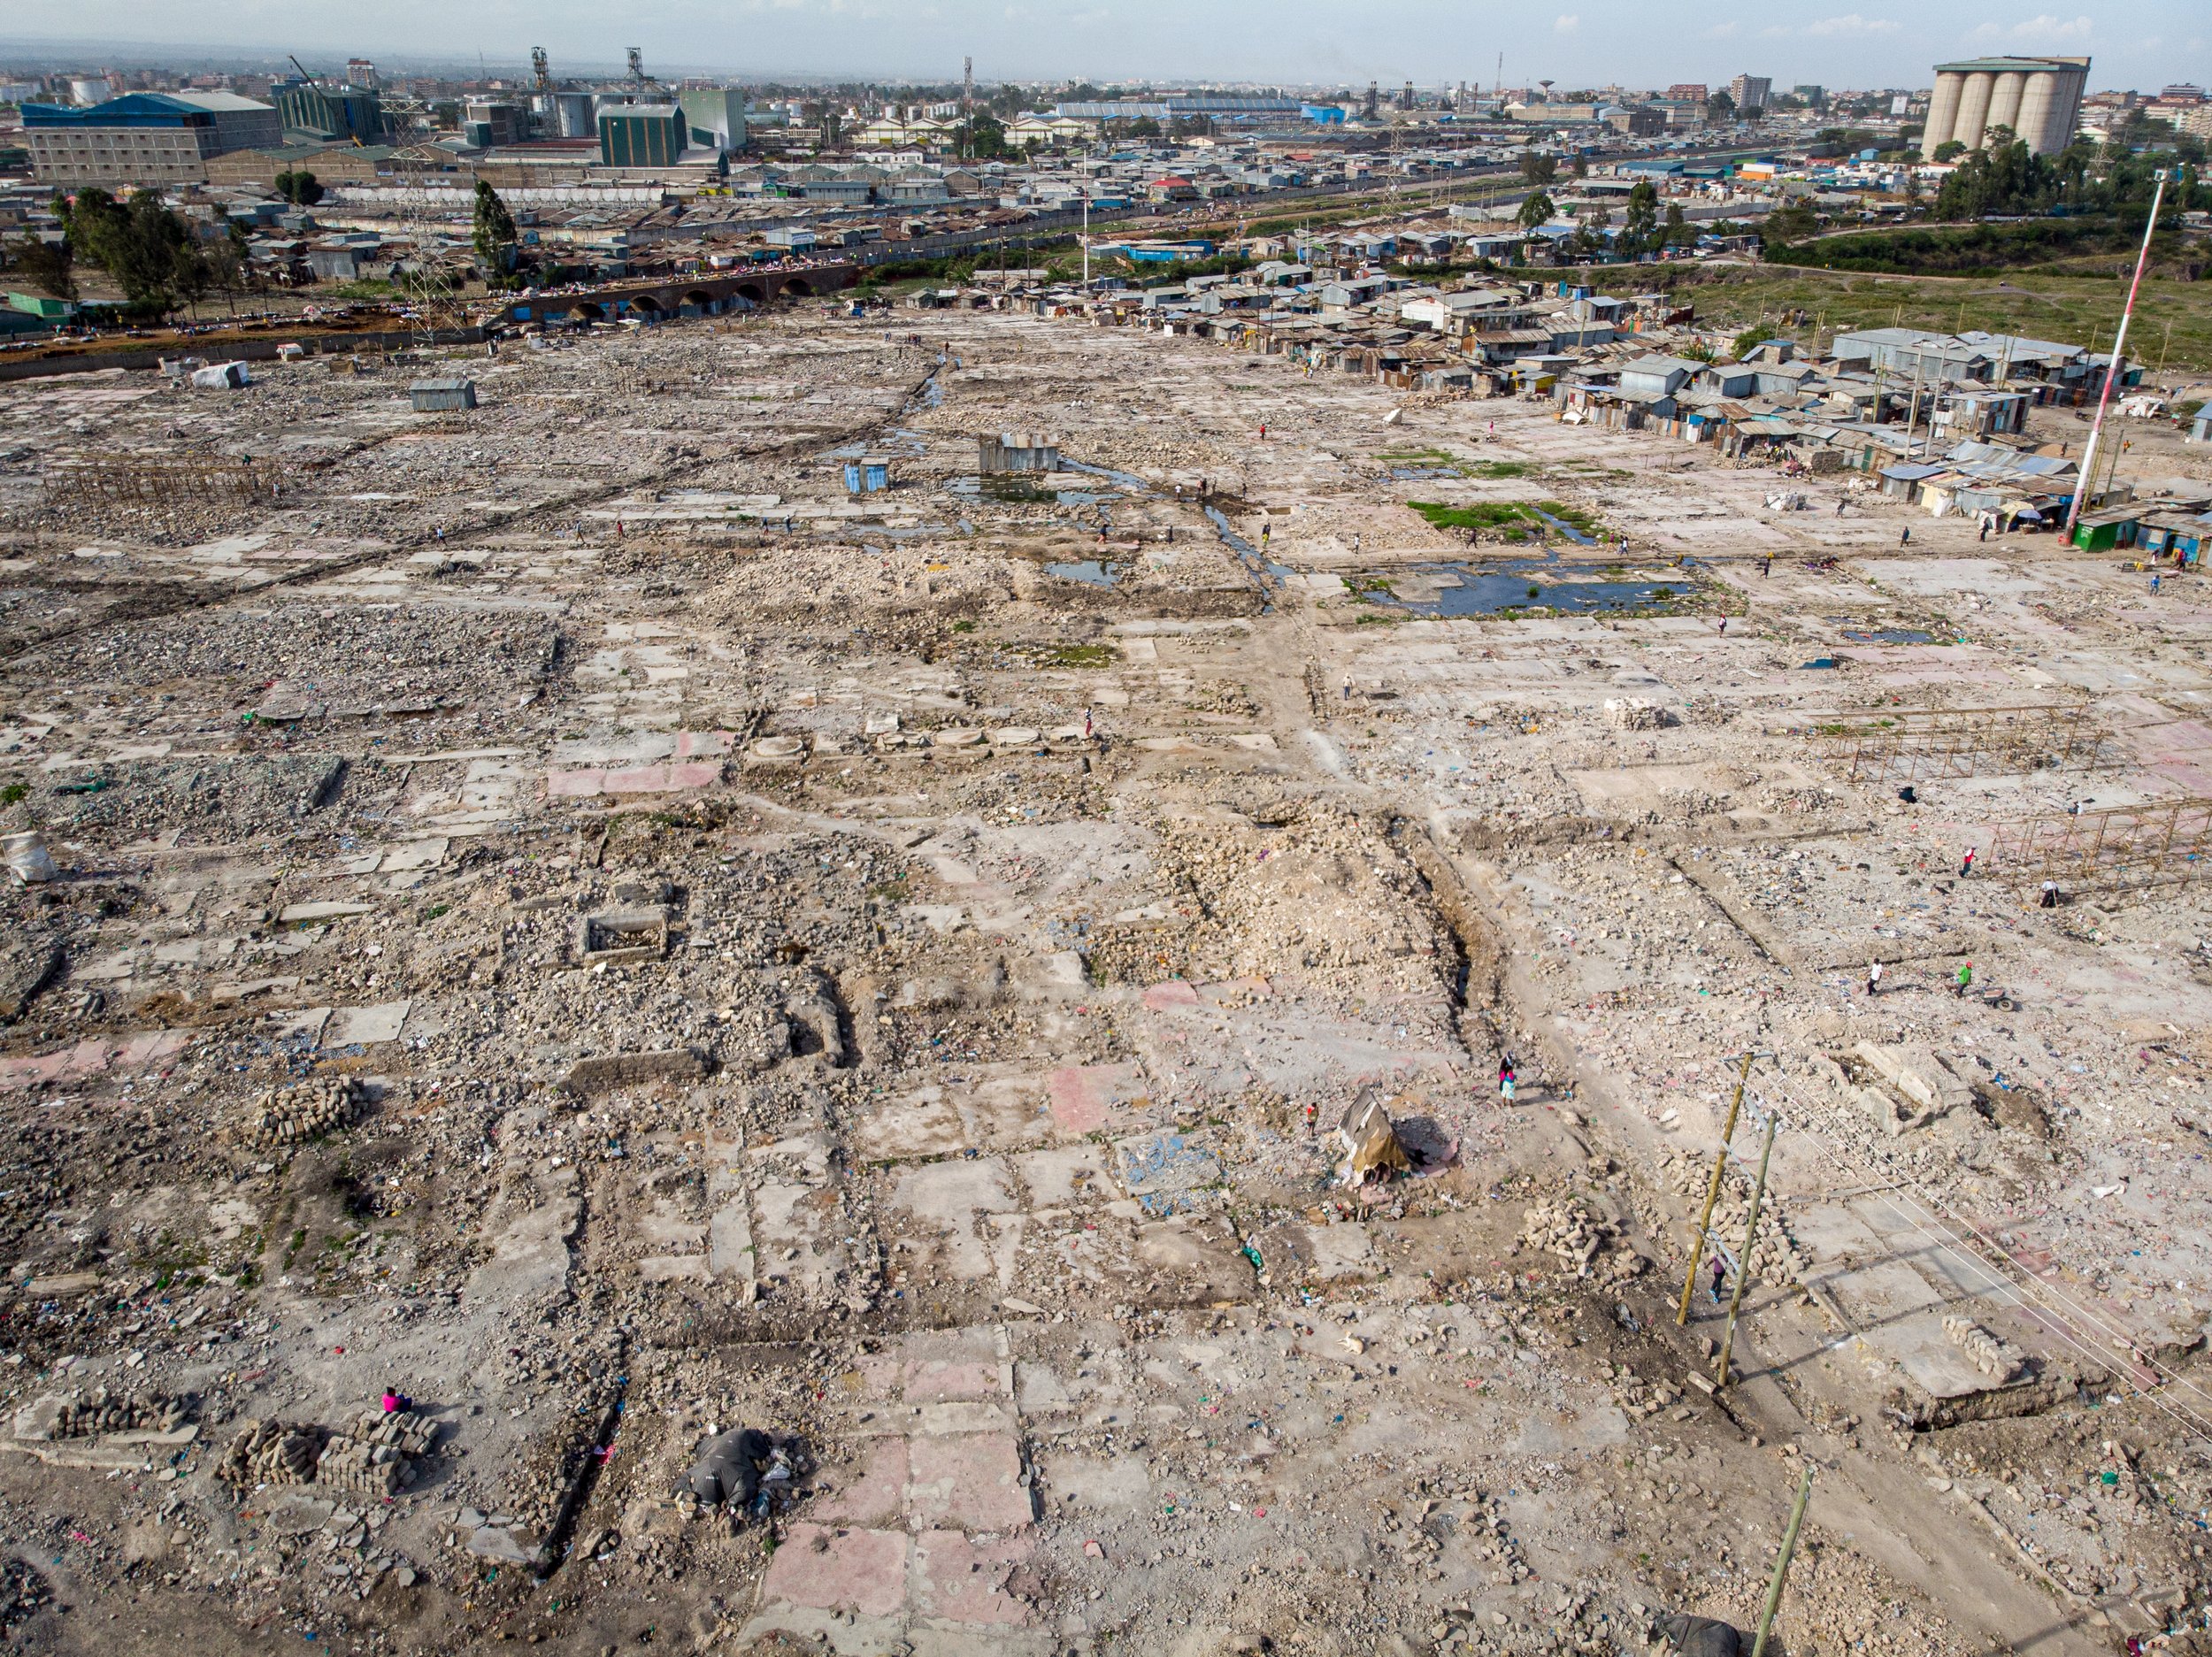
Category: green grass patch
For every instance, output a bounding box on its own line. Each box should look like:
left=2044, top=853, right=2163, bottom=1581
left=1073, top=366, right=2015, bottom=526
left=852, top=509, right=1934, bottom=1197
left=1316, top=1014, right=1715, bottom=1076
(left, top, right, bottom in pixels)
left=1563, top=261, right=2212, bottom=375
left=1408, top=499, right=1608, bottom=541
left=1774, top=216, right=2161, bottom=278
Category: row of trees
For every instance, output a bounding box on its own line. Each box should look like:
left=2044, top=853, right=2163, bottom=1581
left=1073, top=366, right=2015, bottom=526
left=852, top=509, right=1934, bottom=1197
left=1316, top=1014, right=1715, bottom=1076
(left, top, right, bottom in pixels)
left=1931, top=129, right=2205, bottom=220
left=1, top=188, right=251, bottom=316
left=1513, top=179, right=1695, bottom=258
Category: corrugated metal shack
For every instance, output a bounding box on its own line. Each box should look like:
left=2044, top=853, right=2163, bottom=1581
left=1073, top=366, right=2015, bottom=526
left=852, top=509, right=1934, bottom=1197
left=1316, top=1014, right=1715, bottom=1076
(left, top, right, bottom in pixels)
left=409, top=378, right=478, bottom=412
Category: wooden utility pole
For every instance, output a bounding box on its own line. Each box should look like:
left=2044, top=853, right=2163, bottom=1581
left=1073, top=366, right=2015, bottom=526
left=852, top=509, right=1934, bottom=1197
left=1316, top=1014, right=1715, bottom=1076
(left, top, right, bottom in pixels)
left=1677, top=1049, right=1760, bottom=1326
left=1750, top=1466, right=1816, bottom=1657
left=1714, top=1110, right=1778, bottom=1385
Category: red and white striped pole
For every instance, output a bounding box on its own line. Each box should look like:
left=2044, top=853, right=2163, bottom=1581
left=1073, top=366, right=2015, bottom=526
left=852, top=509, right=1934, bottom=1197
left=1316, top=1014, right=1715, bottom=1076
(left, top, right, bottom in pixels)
left=2066, top=168, right=2168, bottom=540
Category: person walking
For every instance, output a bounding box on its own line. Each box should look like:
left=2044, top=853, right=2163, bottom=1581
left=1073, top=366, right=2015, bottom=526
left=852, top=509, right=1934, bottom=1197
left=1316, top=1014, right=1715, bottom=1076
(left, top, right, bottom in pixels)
left=1899, top=525, right=1911, bottom=548
left=1717, top=617, right=1729, bottom=635
left=1955, top=961, right=1974, bottom=999
left=2152, top=572, right=2162, bottom=594
left=1979, top=518, right=1991, bottom=542
left=1867, top=960, right=1883, bottom=997
left=1341, top=673, right=1354, bottom=702
left=1761, top=556, right=1772, bottom=577
left=1499, top=1059, right=1517, bottom=1104
left=2039, top=880, right=2060, bottom=909
left=1709, top=1254, right=1725, bottom=1304
left=1960, top=847, right=1977, bottom=878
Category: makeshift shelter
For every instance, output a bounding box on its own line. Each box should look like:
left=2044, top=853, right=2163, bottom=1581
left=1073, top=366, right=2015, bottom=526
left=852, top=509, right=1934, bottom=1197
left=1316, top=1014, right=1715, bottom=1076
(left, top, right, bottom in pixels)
left=1335, top=1094, right=1410, bottom=1186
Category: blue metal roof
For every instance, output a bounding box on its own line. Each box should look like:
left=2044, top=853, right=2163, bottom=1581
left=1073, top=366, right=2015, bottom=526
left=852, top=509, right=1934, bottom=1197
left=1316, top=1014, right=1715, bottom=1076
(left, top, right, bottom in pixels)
left=24, top=93, right=213, bottom=129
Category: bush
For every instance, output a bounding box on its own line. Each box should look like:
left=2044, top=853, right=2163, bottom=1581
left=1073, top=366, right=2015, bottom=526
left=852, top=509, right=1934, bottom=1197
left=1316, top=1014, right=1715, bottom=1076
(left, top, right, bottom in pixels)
left=1771, top=215, right=2149, bottom=276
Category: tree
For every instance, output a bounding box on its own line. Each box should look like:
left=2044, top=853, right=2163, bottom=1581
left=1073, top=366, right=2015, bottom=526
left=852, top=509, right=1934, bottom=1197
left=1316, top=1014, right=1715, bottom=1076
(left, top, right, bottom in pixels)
left=1517, top=190, right=1555, bottom=231
left=964, top=111, right=1014, bottom=159
left=1932, top=136, right=2055, bottom=219
left=63, top=188, right=194, bottom=315
left=273, top=169, right=324, bottom=206
left=4, top=234, right=76, bottom=302
left=1623, top=179, right=1659, bottom=257
left=472, top=180, right=518, bottom=272
left=1704, top=89, right=1736, bottom=125
left=1662, top=201, right=1692, bottom=248
left=1519, top=150, right=1557, bottom=187
left=1126, top=117, right=1162, bottom=139
left=1932, top=140, right=1966, bottom=163
left=1762, top=201, right=1820, bottom=246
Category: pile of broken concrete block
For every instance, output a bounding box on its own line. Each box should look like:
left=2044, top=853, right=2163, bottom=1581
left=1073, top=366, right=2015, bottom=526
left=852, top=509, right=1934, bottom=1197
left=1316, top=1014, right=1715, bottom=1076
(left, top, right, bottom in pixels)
left=1943, top=1316, right=2028, bottom=1383
left=1518, top=1197, right=1648, bottom=1284
left=216, top=1408, right=440, bottom=1497
left=230, top=1076, right=365, bottom=1149
left=49, top=1385, right=190, bottom=1438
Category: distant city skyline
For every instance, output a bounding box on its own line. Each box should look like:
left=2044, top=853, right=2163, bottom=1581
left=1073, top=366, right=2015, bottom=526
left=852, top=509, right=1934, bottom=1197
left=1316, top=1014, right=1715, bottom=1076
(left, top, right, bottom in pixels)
left=0, top=2, right=2203, bottom=90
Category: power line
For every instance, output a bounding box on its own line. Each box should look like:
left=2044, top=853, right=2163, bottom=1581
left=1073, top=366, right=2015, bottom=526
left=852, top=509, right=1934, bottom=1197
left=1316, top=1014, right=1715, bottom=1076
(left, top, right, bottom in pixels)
left=1749, top=1070, right=2212, bottom=1438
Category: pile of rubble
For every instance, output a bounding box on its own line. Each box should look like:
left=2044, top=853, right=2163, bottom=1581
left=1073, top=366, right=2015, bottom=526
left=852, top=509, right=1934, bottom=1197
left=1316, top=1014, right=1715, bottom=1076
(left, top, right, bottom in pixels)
left=0, top=1559, right=53, bottom=1638
left=27, top=755, right=347, bottom=837
left=215, top=1417, right=326, bottom=1486
left=314, top=1408, right=442, bottom=1498
left=231, top=1076, right=364, bottom=1148
left=1517, top=1197, right=1648, bottom=1283
left=1656, top=1149, right=1809, bottom=1289
left=1605, top=1363, right=1694, bottom=1421
left=1603, top=697, right=1677, bottom=732
left=216, top=1408, right=439, bottom=1497
left=49, top=1385, right=189, bottom=1438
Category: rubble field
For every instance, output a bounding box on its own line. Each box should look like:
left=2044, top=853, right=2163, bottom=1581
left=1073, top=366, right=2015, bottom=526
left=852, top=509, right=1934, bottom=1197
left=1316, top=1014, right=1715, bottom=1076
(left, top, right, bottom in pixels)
left=0, top=305, right=2207, bottom=1657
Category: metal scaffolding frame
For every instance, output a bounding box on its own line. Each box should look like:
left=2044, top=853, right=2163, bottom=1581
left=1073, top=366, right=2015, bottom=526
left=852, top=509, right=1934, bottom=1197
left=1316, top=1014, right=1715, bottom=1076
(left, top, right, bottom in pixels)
left=1816, top=702, right=2108, bottom=786
left=42, top=455, right=280, bottom=508
left=1989, top=795, right=2212, bottom=890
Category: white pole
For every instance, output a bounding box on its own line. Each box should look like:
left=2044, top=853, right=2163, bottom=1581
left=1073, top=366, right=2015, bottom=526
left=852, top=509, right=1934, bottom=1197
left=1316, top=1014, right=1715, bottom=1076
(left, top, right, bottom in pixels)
left=1082, top=188, right=1089, bottom=289
left=2067, top=168, right=2167, bottom=538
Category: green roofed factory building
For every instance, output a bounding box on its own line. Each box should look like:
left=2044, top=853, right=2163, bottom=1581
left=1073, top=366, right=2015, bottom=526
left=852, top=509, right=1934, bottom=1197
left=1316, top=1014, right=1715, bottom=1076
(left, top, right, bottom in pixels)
left=599, top=104, right=689, bottom=168
left=272, top=78, right=385, bottom=144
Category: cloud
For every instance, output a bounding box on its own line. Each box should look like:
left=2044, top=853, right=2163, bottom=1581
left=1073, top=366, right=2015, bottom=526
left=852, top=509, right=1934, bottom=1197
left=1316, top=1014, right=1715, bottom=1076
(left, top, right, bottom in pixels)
left=1973, top=13, right=2092, bottom=41
left=1702, top=20, right=1739, bottom=37
left=1554, top=13, right=1578, bottom=31
left=1805, top=12, right=1901, bottom=35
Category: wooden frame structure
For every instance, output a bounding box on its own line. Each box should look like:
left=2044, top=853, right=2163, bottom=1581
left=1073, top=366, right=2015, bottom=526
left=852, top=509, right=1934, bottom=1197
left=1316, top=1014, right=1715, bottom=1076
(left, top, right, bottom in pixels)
left=43, top=455, right=280, bottom=507
left=1989, top=794, right=2212, bottom=889
left=1816, top=702, right=2108, bottom=786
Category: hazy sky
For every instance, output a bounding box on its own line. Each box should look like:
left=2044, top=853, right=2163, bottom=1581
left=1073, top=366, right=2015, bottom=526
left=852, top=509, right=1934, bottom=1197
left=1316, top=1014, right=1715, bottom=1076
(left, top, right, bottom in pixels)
left=4, top=2, right=2204, bottom=90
